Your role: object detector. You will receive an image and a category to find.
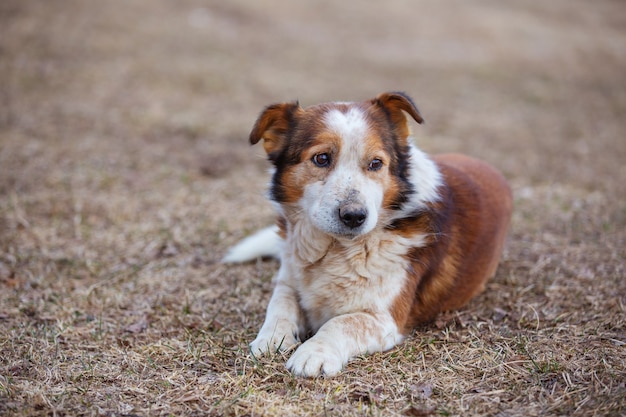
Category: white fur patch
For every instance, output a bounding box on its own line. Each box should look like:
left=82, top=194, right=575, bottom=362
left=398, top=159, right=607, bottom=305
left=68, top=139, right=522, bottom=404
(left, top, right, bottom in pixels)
left=391, top=143, right=443, bottom=220
left=323, top=107, right=369, bottom=149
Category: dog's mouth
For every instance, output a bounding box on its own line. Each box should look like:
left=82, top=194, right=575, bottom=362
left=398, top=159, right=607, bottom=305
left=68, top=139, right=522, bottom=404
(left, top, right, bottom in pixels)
left=332, top=228, right=362, bottom=240
left=314, top=223, right=362, bottom=240
left=324, top=215, right=372, bottom=240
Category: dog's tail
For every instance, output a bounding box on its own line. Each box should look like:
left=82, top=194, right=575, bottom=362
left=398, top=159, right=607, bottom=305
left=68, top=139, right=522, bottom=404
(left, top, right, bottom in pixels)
left=221, top=225, right=282, bottom=263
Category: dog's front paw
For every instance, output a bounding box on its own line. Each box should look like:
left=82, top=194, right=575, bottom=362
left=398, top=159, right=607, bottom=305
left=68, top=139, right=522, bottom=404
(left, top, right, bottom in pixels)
left=250, top=326, right=299, bottom=355
left=286, top=340, right=344, bottom=377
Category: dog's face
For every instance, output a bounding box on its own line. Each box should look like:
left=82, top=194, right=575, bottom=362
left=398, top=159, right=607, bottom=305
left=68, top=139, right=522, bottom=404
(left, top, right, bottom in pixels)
left=250, top=92, right=424, bottom=238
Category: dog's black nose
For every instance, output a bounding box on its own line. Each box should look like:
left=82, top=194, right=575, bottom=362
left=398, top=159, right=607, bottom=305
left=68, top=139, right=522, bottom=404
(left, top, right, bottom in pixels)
left=339, top=206, right=367, bottom=228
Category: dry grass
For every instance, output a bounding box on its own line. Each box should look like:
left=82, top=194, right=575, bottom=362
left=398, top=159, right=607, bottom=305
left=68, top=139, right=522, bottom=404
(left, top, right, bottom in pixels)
left=1, top=0, right=625, bottom=415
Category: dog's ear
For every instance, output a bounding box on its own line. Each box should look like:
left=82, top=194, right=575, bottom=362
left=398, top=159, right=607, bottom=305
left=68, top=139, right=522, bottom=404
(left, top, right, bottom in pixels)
left=374, top=92, right=424, bottom=125
left=249, top=102, right=301, bottom=163
left=373, top=92, right=424, bottom=142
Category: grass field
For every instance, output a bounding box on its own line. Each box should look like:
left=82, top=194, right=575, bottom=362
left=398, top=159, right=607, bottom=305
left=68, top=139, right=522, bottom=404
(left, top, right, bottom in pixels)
left=1, top=0, right=625, bottom=415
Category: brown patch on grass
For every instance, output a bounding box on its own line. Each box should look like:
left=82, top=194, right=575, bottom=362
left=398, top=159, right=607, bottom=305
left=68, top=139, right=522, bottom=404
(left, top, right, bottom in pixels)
left=1, top=0, right=625, bottom=416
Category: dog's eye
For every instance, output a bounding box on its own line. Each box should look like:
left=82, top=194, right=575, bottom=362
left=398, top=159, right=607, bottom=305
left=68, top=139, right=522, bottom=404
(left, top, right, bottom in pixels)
left=368, top=158, right=383, bottom=171
left=312, top=153, right=331, bottom=167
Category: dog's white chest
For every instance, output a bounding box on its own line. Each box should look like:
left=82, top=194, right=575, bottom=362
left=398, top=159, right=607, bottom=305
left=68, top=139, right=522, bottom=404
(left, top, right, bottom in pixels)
left=288, top=231, right=423, bottom=332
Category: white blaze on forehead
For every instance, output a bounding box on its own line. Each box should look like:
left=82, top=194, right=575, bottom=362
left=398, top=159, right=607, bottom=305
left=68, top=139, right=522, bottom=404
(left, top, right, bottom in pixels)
left=323, top=107, right=370, bottom=156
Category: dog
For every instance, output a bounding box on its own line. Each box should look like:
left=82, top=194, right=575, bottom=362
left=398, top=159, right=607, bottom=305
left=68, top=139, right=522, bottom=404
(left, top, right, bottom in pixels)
left=224, top=92, right=512, bottom=377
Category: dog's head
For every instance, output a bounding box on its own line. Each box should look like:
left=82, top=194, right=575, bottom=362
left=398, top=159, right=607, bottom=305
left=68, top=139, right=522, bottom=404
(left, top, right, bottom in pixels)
left=250, top=92, right=426, bottom=238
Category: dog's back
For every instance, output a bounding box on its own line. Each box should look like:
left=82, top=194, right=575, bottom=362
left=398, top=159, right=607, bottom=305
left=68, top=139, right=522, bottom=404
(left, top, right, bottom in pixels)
left=403, top=153, right=512, bottom=327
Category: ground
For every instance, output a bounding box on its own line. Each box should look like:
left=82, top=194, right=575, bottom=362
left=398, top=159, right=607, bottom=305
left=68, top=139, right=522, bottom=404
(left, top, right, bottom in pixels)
left=1, top=0, right=625, bottom=416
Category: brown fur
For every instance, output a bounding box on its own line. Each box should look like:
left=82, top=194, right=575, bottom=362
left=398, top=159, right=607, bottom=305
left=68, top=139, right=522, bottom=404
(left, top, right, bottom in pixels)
left=391, top=153, right=513, bottom=331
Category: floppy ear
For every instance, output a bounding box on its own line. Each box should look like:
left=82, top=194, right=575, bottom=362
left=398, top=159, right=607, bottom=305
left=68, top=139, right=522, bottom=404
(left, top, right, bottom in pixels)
left=374, top=91, right=424, bottom=124
left=373, top=92, right=424, bottom=143
left=249, top=101, right=301, bottom=163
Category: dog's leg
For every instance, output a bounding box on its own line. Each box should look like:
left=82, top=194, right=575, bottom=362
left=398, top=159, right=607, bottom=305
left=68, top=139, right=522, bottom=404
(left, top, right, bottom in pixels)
left=286, top=312, right=403, bottom=377
left=250, top=266, right=305, bottom=354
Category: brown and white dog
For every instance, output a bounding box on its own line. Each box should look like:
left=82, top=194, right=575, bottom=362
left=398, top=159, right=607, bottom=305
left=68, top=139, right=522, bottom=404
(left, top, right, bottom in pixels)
left=224, top=92, right=512, bottom=377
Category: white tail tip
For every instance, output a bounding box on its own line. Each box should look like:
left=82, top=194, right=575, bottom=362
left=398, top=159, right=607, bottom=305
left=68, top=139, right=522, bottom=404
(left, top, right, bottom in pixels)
left=222, top=225, right=282, bottom=263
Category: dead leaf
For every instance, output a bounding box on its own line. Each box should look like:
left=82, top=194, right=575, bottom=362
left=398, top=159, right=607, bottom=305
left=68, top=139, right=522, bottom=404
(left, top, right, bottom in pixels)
left=124, top=315, right=149, bottom=333
left=409, top=382, right=433, bottom=399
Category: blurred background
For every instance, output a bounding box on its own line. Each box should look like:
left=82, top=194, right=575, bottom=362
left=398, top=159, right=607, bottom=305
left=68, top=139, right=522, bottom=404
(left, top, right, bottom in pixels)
left=2, top=0, right=625, bottom=192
